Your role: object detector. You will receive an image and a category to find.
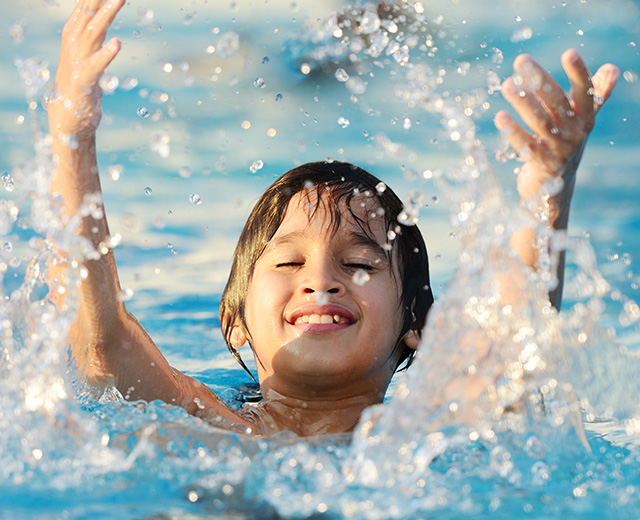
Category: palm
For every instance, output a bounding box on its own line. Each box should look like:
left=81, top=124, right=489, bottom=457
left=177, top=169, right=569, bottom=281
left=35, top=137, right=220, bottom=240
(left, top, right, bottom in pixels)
left=47, top=0, right=123, bottom=140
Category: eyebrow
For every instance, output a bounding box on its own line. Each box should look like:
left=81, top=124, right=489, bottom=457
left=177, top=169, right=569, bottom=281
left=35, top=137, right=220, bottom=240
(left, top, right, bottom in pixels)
left=344, top=232, right=388, bottom=259
left=269, top=230, right=387, bottom=258
left=270, top=231, right=306, bottom=248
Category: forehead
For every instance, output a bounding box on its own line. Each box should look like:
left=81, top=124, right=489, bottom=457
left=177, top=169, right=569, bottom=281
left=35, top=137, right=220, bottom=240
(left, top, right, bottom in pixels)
left=273, top=189, right=388, bottom=242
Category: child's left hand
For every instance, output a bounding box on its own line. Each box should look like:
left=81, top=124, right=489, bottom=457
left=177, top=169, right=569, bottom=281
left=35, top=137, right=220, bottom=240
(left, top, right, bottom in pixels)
left=494, top=49, right=619, bottom=228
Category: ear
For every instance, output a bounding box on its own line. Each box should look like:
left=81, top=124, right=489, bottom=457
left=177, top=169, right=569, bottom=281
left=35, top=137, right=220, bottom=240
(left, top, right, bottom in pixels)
left=230, top=324, right=248, bottom=348
left=402, top=328, right=420, bottom=350
left=401, top=307, right=421, bottom=350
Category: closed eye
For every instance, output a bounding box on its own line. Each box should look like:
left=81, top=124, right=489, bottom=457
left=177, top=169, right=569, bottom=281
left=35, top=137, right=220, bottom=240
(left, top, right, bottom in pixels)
left=275, top=261, right=304, bottom=268
left=345, top=262, right=375, bottom=271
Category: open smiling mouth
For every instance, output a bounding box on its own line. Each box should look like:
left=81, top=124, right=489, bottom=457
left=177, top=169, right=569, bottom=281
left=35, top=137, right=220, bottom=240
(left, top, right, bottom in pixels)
left=287, top=306, right=357, bottom=329
left=294, top=314, right=352, bottom=325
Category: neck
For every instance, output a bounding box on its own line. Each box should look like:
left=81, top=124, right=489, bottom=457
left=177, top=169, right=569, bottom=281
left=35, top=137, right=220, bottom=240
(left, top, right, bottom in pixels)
left=258, top=387, right=383, bottom=436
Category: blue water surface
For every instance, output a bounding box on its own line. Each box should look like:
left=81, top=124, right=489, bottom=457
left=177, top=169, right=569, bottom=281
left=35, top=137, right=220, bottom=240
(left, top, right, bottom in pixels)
left=1, top=0, right=640, bottom=518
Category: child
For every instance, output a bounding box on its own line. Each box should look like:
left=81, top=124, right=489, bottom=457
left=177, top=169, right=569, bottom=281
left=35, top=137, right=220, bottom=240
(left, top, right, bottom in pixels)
left=46, top=0, right=619, bottom=436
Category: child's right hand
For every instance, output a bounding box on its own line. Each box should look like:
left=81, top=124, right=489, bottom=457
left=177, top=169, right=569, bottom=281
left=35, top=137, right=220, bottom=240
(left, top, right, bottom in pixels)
left=48, top=0, right=124, bottom=141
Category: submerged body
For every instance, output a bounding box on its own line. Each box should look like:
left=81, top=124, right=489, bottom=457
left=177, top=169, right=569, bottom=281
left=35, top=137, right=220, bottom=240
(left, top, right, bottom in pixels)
left=46, top=0, right=619, bottom=436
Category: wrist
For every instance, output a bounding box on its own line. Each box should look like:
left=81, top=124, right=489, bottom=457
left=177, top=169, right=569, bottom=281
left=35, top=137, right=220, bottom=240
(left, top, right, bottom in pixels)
left=49, top=127, right=96, bottom=153
left=548, top=175, right=575, bottom=230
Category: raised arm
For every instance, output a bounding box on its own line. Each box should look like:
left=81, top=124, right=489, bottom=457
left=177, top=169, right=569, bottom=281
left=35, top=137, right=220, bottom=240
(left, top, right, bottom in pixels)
left=47, top=0, right=247, bottom=430
left=495, top=49, right=619, bottom=308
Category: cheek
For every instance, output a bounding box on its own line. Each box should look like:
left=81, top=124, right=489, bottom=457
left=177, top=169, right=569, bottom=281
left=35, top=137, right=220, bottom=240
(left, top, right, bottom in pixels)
left=246, top=271, right=286, bottom=328
left=359, top=278, right=403, bottom=326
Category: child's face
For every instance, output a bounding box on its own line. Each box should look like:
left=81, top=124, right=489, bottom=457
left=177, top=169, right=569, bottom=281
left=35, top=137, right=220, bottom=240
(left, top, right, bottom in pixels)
left=235, top=190, right=418, bottom=402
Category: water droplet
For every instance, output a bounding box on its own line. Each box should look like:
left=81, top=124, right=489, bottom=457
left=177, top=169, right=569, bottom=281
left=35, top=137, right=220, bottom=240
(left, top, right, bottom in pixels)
left=213, top=30, right=240, bottom=58
left=189, top=193, right=202, bottom=205
left=249, top=160, right=264, bottom=173
left=402, top=117, right=412, bottom=130
left=397, top=193, right=423, bottom=227
left=492, top=47, right=504, bottom=65
left=99, top=74, right=119, bottom=94
left=275, top=93, right=283, bottom=101
left=335, top=68, right=349, bottom=82
left=352, top=269, right=370, bottom=286
left=376, top=182, right=387, bottom=194
left=9, top=22, right=25, bottom=45
left=337, top=116, right=350, bottom=128
left=183, top=11, right=197, bottom=25
left=524, top=435, right=545, bottom=458
left=118, top=287, right=134, bottom=302
left=2, top=172, right=15, bottom=192
left=3, top=241, right=12, bottom=253
left=387, top=230, right=396, bottom=241
left=456, top=61, right=471, bottom=76
left=137, top=107, right=149, bottom=118
left=314, top=291, right=329, bottom=305
left=253, top=77, right=266, bottom=88
left=150, top=132, right=171, bottom=158
left=149, top=91, right=169, bottom=104
left=487, top=70, right=502, bottom=94
left=120, top=76, right=139, bottom=91
left=510, top=24, right=533, bottom=43
left=623, top=70, right=638, bottom=83
left=144, top=187, right=153, bottom=195
left=107, top=164, right=123, bottom=182
left=346, top=76, right=366, bottom=95
left=623, top=253, right=633, bottom=266
left=300, top=63, right=311, bottom=75
left=262, top=56, right=269, bottom=64
left=179, top=166, right=192, bottom=179
left=531, top=461, right=550, bottom=486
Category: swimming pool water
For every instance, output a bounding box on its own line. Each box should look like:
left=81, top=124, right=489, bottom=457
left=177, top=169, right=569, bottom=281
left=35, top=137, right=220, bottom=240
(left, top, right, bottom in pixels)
left=1, top=0, right=640, bottom=518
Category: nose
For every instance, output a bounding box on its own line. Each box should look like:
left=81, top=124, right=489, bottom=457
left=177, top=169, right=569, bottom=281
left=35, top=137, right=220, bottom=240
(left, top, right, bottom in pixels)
left=299, top=258, right=345, bottom=297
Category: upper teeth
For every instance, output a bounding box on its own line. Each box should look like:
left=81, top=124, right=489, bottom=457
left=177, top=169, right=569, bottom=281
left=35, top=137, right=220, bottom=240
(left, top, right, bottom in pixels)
left=297, top=314, right=343, bottom=324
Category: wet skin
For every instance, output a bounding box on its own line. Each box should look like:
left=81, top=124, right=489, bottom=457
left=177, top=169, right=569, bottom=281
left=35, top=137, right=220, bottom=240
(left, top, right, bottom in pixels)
left=231, top=192, right=420, bottom=434
left=47, top=0, right=618, bottom=435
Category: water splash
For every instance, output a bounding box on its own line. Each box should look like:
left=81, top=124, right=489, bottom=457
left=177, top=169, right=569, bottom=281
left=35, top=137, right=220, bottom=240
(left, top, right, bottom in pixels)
left=3, top=1, right=640, bottom=518
left=0, top=54, right=127, bottom=492
left=284, top=1, right=640, bottom=515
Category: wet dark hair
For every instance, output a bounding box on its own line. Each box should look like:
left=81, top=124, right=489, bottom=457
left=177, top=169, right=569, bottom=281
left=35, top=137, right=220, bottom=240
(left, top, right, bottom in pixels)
left=219, top=160, right=434, bottom=379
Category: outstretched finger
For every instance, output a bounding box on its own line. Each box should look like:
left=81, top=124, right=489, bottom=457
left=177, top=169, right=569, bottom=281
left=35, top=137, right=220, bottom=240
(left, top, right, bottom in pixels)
left=561, top=49, right=594, bottom=122
left=495, top=112, right=550, bottom=200
left=494, top=110, right=538, bottom=159
left=84, top=37, right=122, bottom=84
left=86, top=0, right=126, bottom=49
left=500, top=77, right=558, bottom=140
left=69, top=0, right=106, bottom=36
left=591, top=63, right=620, bottom=115
left=514, top=54, right=572, bottom=123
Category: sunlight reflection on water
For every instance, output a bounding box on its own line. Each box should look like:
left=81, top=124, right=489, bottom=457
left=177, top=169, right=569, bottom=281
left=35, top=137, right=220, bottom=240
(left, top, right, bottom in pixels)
left=1, top=0, right=640, bottom=518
